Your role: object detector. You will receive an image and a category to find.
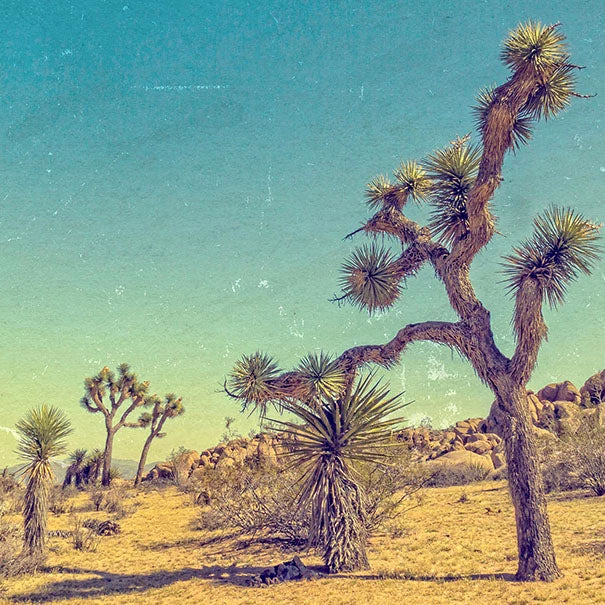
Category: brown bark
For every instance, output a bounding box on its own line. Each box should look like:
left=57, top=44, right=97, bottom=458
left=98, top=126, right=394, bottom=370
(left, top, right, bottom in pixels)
left=101, top=428, right=115, bottom=487
left=134, top=434, right=154, bottom=486
left=497, top=384, right=561, bottom=581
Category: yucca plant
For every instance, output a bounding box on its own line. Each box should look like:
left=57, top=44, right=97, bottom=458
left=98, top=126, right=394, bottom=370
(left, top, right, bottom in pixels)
left=62, top=448, right=88, bottom=489
left=271, top=373, right=406, bottom=573
left=15, top=405, right=72, bottom=558
left=227, top=21, right=600, bottom=582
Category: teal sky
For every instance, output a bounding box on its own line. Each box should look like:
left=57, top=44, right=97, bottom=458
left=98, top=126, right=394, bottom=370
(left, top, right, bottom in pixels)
left=1, top=0, right=603, bottom=466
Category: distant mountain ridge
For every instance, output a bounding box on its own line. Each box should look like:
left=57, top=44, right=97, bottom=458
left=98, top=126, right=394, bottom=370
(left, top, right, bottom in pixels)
left=5, top=458, right=157, bottom=483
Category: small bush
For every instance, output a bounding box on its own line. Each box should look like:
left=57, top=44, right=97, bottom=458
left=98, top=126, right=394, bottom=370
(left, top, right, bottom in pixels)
left=0, top=506, right=41, bottom=578
left=49, top=486, right=74, bottom=515
left=70, top=515, right=100, bottom=552
left=567, top=425, right=605, bottom=496
left=88, top=483, right=133, bottom=518
left=426, top=461, right=491, bottom=487
left=193, top=464, right=308, bottom=544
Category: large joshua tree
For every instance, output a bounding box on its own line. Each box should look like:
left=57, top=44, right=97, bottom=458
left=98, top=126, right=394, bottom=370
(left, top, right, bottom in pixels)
left=133, top=393, right=184, bottom=486
left=15, top=405, right=72, bottom=558
left=227, top=22, right=601, bottom=581
left=81, top=364, right=149, bottom=486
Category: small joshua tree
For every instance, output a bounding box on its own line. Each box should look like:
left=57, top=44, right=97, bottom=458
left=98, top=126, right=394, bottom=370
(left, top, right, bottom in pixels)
left=133, top=394, right=184, bottom=486
left=81, top=364, right=149, bottom=486
left=62, top=448, right=88, bottom=489
left=227, top=22, right=601, bottom=581
left=272, top=371, right=406, bottom=572
left=15, top=405, right=72, bottom=558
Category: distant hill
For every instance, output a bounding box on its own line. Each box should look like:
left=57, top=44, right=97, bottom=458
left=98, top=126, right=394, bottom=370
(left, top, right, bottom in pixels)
left=5, top=458, right=157, bottom=483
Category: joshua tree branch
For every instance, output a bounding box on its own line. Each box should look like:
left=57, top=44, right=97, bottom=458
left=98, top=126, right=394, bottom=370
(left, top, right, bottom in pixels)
left=259, top=321, right=473, bottom=401
left=450, top=69, right=548, bottom=265
left=509, top=280, right=547, bottom=384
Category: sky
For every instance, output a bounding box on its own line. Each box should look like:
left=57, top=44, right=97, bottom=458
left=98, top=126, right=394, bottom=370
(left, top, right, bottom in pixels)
left=0, top=0, right=603, bottom=466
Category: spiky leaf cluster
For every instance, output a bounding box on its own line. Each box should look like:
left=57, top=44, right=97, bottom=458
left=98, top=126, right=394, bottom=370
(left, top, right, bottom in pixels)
left=424, top=143, right=481, bottom=246
left=364, top=175, right=410, bottom=210
left=502, top=207, right=601, bottom=307
left=524, top=64, right=576, bottom=120
left=339, top=243, right=401, bottom=313
left=393, top=161, right=432, bottom=202
left=295, top=352, right=347, bottom=402
left=473, top=86, right=533, bottom=149
left=227, top=351, right=281, bottom=414
left=16, top=405, right=72, bottom=466
left=501, top=21, right=567, bottom=73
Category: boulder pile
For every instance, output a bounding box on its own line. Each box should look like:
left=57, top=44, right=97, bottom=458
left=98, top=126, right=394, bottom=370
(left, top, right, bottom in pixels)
left=144, top=370, right=604, bottom=482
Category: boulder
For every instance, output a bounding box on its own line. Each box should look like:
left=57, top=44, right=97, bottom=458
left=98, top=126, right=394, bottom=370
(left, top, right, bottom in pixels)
left=537, top=381, right=581, bottom=405
left=433, top=449, right=494, bottom=471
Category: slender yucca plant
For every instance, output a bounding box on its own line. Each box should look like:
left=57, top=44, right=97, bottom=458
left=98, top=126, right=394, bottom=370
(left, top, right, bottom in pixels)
left=272, top=372, right=406, bottom=573
left=15, top=405, right=72, bottom=558
left=339, top=243, right=401, bottom=313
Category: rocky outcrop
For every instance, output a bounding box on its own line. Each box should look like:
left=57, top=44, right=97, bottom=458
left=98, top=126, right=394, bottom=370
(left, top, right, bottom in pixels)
left=144, top=434, right=288, bottom=482
left=145, top=371, right=605, bottom=482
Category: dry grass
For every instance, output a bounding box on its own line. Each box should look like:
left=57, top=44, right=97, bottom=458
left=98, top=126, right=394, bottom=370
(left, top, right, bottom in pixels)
left=1, top=481, right=603, bottom=604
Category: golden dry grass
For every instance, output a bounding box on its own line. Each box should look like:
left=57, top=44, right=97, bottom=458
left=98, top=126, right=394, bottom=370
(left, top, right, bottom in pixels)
left=1, top=481, right=604, bottom=604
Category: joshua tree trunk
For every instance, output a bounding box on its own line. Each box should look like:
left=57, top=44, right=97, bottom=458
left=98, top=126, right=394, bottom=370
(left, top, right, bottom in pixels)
left=498, top=386, right=560, bottom=581
left=134, top=433, right=155, bottom=486
left=102, top=428, right=115, bottom=487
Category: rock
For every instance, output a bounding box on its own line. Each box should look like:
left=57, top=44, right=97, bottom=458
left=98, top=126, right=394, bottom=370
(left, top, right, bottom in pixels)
left=247, top=556, right=318, bottom=586
left=465, top=440, right=492, bottom=455
left=537, top=381, right=581, bottom=405
left=491, top=451, right=506, bottom=470
left=433, top=450, right=494, bottom=471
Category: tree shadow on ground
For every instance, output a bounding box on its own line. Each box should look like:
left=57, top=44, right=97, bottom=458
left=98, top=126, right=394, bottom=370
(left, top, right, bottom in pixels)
left=9, top=565, right=266, bottom=602
left=334, top=571, right=517, bottom=582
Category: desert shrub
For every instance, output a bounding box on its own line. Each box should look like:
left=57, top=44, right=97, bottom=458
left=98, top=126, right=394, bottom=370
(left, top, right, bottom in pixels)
left=69, top=515, right=100, bottom=552
left=49, top=486, right=74, bottom=515
left=193, top=464, right=308, bottom=544
left=0, top=504, right=41, bottom=577
left=537, top=423, right=605, bottom=495
left=357, top=446, right=430, bottom=532
left=193, top=450, right=427, bottom=545
left=566, top=425, right=605, bottom=496
left=88, top=483, right=133, bottom=518
left=426, top=461, right=491, bottom=487
left=168, top=447, right=195, bottom=487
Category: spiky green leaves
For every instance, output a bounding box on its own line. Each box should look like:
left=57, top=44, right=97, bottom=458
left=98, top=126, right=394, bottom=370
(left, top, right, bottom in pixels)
left=473, top=86, right=533, bottom=149
left=365, top=162, right=431, bottom=211
left=15, top=405, right=72, bottom=467
left=424, top=143, right=481, bottom=246
left=273, top=371, right=407, bottom=500
left=227, top=352, right=282, bottom=414
left=295, top=352, right=347, bottom=402
left=393, top=161, right=432, bottom=202
left=339, top=243, right=401, bottom=313
left=502, top=207, right=602, bottom=307
left=501, top=21, right=567, bottom=73
left=524, top=64, right=576, bottom=120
